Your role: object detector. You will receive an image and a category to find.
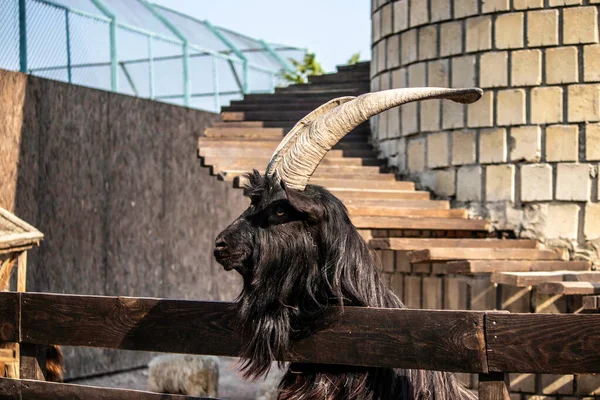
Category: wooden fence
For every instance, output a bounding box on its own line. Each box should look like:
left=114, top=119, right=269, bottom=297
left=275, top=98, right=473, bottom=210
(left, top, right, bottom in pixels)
left=0, top=292, right=599, bottom=399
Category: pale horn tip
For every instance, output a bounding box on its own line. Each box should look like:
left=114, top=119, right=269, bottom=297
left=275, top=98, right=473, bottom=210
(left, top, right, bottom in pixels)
left=450, top=87, right=484, bottom=104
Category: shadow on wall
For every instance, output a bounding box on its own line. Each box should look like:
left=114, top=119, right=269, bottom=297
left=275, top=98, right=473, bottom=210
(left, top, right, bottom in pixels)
left=0, top=68, right=248, bottom=378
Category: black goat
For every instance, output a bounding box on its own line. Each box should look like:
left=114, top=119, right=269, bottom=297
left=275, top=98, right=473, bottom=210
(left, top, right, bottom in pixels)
left=213, top=88, right=483, bottom=399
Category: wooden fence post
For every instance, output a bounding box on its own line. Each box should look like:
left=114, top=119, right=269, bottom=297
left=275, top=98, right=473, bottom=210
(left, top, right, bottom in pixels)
left=478, top=372, right=510, bottom=400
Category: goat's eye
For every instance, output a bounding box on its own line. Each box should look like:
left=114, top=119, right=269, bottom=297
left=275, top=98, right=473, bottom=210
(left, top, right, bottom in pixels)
left=275, top=207, right=285, bottom=217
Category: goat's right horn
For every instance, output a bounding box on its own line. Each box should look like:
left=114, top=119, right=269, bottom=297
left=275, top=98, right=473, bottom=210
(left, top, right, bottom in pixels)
left=267, top=87, right=483, bottom=191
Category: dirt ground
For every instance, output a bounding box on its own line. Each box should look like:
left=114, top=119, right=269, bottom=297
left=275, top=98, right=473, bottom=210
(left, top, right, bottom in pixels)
left=70, top=356, right=284, bottom=399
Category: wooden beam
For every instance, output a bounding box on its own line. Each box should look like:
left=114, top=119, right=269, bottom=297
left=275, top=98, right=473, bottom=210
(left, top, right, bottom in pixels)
left=17, top=252, right=26, bottom=293
left=536, top=281, right=600, bottom=295
left=0, top=256, right=17, bottom=291
left=19, top=293, right=487, bottom=373
left=486, top=313, right=600, bottom=374
left=0, top=292, right=19, bottom=342
left=0, top=378, right=213, bottom=399
left=369, top=238, right=538, bottom=251
left=491, top=271, right=600, bottom=287
left=446, top=260, right=592, bottom=274
left=478, top=372, right=510, bottom=400
left=409, top=248, right=566, bottom=264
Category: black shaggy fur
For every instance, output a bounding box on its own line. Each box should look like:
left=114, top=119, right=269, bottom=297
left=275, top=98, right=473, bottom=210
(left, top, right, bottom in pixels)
left=214, top=171, right=476, bottom=400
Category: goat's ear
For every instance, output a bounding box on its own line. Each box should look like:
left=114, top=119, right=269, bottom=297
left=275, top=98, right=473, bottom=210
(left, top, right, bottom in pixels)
left=281, top=181, right=323, bottom=221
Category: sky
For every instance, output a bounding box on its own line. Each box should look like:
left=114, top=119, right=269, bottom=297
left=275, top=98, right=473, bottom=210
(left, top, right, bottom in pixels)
left=151, top=0, right=372, bottom=73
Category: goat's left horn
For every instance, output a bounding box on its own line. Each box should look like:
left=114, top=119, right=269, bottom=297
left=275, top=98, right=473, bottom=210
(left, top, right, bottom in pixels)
left=267, top=87, right=483, bottom=191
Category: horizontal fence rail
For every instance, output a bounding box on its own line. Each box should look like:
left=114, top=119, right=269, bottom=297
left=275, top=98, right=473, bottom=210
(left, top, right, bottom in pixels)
left=1, top=292, right=600, bottom=375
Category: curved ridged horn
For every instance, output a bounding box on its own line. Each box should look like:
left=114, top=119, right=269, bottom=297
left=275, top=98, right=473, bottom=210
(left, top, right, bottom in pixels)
left=267, top=87, right=483, bottom=191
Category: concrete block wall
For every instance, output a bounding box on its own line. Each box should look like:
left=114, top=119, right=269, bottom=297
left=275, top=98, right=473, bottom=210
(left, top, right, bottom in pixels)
left=371, top=0, right=600, bottom=262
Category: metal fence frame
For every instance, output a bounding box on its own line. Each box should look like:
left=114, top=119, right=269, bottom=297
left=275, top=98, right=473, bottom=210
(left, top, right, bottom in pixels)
left=13, top=0, right=304, bottom=109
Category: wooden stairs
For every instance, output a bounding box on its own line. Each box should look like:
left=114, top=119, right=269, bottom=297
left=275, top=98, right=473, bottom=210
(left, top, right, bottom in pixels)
left=198, top=61, right=598, bottom=312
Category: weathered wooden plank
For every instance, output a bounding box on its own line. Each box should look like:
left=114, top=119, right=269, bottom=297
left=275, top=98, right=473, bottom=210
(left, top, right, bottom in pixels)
left=486, top=313, right=600, bottom=373
left=582, top=296, right=600, bottom=312
left=0, top=292, right=19, bottom=342
left=19, top=344, right=45, bottom=381
left=0, top=378, right=213, bottom=399
left=369, top=238, right=538, bottom=251
left=20, top=293, right=488, bottom=373
left=478, top=373, right=510, bottom=400
left=446, top=260, right=592, bottom=274
left=491, top=271, right=600, bottom=287
left=409, top=248, right=565, bottom=264
left=346, top=206, right=466, bottom=218
left=536, top=281, right=600, bottom=295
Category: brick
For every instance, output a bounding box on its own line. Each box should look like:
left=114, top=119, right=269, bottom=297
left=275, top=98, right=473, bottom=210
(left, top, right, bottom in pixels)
left=546, top=204, right=580, bottom=239
left=401, top=29, right=418, bottom=65
left=452, top=130, right=477, bottom=165
left=486, top=164, right=515, bottom=202
left=467, top=91, right=494, bottom=128
left=563, top=7, right=599, bottom=45
left=387, top=107, right=401, bottom=138
left=585, top=204, right=600, bottom=240
left=546, top=124, right=579, bottom=162
left=512, top=49, right=542, bottom=86
left=418, top=25, right=438, bottom=60
left=482, top=0, right=509, bottom=13
left=531, top=87, right=563, bottom=124
left=549, top=0, right=581, bottom=5
left=568, top=84, right=600, bottom=122
left=440, top=21, right=463, bottom=57
left=382, top=4, right=394, bottom=38
left=442, top=101, right=465, bottom=129
left=430, top=0, right=451, bottom=22
left=546, top=46, right=578, bottom=84
left=407, top=138, right=425, bottom=172
left=466, top=16, right=492, bottom=53
left=587, top=123, right=600, bottom=161
left=451, top=56, right=476, bottom=88
left=380, top=71, right=391, bottom=90
left=521, top=164, right=553, bottom=202
left=402, top=102, right=419, bottom=135
left=513, top=0, right=543, bottom=9
left=393, top=0, right=408, bottom=33
left=497, top=89, right=526, bottom=126
left=420, top=100, right=441, bottom=132
left=377, top=40, right=387, bottom=73
left=556, top=163, right=591, bottom=201
left=410, top=0, right=429, bottom=27
left=421, top=169, right=456, bottom=196
left=541, top=374, right=574, bottom=395
left=387, top=35, right=400, bottom=69
left=391, top=68, right=407, bottom=88
left=510, top=373, right=536, bottom=393
left=408, top=62, right=426, bottom=86
left=373, top=9, right=382, bottom=42
left=371, top=46, right=378, bottom=78
left=427, top=132, right=449, bottom=168
left=480, top=128, right=507, bottom=163
left=495, top=13, right=524, bottom=49
left=428, top=60, right=449, bottom=87
left=454, top=0, right=478, bottom=18
left=510, top=126, right=541, bottom=162
left=457, top=165, right=482, bottom=201
left=480, top=51, right=508, bottom=88
left=584, top=44, right=600, bottom=82
left=527, top=10, right=558, bottom=47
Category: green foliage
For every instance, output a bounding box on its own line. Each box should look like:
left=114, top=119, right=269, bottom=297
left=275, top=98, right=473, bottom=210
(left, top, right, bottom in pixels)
left=347, top=52, right=361, bottom=65
left=279, top=52, right=323, bottom=84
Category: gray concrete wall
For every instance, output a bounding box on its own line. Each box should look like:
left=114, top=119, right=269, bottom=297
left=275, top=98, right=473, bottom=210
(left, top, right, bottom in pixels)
left=0, top=69, right=248, bottom=378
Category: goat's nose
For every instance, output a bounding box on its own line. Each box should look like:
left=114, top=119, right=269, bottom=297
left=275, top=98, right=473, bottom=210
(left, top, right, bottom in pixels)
left=214, top=239, right=228, bottom=251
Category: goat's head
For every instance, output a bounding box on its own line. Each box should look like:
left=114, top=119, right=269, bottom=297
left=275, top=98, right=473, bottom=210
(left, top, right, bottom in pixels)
left=213, top=87, right=483, bottom=379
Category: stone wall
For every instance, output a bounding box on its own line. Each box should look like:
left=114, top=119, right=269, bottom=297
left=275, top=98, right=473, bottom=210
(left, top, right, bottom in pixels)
left=371, top=0, right=600, bottom=261
left=0, top=69, right=248, bottom=378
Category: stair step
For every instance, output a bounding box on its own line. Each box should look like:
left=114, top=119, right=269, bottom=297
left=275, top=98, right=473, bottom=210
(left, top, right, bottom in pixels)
left=200, top=147, right=377, bottom=159
left=277, top=81, right=369, bottom=93
left=342, top=199, right=450, bottom=209
left=336, top=61, right=370, bottom=72
left=199, top=138, right=375, bottom=152
left=347, top=206, right=466, bottom=218
left=203, top=156, right=383, bottom=168
left=222, top=110, right=369, bottom=122
left=224, top=170, right=397, bottom=183
left=369, top=238, right=539, bottom=250
left=331, top=189, right=430, bottom=201
left=211, top=121, right=265, bottom=128
left=309, top=178, right=414, bottom=191
left=350, top=216, right=490, bottom=231
left=224, top=102, right=347, bottom=112
left=205, top=127, right=285, bottom=139
left=537, top=282, right=600, bottom=296
left=446, top=260, right=592, bottom=274
left=491, top=270, right=600, bottom=287
left=408, top=247, right=567, bottom=264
